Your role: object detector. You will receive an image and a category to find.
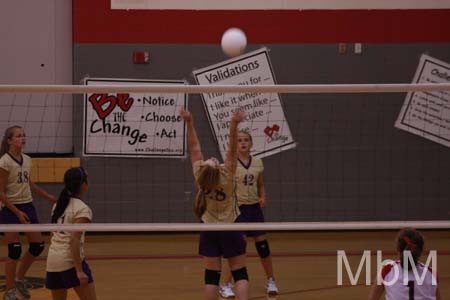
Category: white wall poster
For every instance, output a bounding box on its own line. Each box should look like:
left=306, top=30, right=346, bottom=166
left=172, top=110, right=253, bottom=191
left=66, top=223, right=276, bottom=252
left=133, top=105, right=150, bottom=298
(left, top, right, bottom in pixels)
left=395, top=54, right=450, bottom=147
left=83, top=78, right=187, bottom=157
left=193, top=48, right=296, bottom=159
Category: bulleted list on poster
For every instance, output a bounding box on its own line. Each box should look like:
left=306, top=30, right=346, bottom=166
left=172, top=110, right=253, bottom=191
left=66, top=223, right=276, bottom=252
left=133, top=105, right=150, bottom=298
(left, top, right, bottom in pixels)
left=83, top=78, right=187, bottom=158
left=395, top=54, right=450, bottom=147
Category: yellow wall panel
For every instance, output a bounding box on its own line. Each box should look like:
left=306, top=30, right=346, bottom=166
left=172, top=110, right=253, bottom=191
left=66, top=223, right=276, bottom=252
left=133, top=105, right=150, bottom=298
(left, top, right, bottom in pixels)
left=31, top=158, right=81, bottom=183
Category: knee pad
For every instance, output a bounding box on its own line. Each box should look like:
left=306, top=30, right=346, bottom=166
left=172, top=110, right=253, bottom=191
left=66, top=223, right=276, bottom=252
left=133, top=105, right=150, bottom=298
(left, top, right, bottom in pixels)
left=8, top=243, right=22, bottom=260
left=255, top=240, right=270, bottom=258
left=29, top=242, right=45, bottom=257
left=204, top=269, right=221, bottom=286
left=232, top=267, right=248, bottom=282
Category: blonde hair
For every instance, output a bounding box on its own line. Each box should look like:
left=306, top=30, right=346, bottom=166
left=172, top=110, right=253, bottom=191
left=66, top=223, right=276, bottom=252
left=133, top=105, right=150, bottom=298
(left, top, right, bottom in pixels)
left=238, top=129, right=253, bottom=142
left=0, top=126, right=23, bottom=156
left=193, top=165, right=220, bottom=219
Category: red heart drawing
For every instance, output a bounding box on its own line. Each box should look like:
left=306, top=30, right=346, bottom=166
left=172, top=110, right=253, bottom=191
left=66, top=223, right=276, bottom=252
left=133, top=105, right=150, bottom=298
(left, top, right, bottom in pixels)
left=117, top=93, right=134, bottom=112
left=264, top=124, right=280, bottom=138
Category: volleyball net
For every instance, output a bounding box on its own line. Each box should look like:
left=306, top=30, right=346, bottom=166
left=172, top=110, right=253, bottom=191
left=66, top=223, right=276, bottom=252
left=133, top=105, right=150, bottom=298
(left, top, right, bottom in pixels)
left=1, top=83, right=450, bottom=230
left=1, top=83, right=450, bottom=300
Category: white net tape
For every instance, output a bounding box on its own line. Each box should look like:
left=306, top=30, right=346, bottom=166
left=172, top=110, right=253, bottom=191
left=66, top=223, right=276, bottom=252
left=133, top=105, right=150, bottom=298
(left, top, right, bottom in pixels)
left=1, top=221, right=450, bottom=232
left=1, top=83, right=450, bottom=94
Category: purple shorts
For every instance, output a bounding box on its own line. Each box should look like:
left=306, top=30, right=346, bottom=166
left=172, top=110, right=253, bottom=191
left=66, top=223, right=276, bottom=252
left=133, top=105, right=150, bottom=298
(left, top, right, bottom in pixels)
left=46, top=260, right=94, bottom=290
left=0, top=202, right=39, bottom=224
left=236, top=203, right=266, bottom=237
left=199, top=230, right=246, bottom=258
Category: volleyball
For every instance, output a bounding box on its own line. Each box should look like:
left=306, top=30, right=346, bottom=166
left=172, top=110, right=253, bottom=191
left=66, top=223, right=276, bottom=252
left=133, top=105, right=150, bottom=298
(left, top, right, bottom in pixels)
left=221, top=28, right=247, bottom=57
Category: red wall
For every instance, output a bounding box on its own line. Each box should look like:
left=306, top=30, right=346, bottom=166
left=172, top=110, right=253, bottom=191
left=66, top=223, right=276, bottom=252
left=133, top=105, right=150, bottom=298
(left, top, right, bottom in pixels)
left=74, top=0, right=450, bottom=43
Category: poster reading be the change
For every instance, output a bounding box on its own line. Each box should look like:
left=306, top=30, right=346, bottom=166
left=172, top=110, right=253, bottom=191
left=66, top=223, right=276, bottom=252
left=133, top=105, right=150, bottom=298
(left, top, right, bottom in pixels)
left=395, top=55, right=450, bottom=147
left=83, top=78, right=187, bottom=157
left=193, top=48, right=296, bottom=159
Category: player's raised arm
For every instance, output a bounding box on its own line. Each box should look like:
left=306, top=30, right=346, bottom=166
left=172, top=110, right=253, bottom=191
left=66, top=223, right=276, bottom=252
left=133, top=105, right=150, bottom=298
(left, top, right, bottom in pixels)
left=225, top=110, right=245, bottom=173
left=180, top=108, right=203, bottom=164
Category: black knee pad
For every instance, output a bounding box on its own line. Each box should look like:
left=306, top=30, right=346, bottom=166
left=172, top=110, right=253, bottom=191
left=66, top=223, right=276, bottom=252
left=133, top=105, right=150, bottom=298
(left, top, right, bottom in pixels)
left=255, top=240, right=270, bottom=258
left=29, top=242, right=45, bottom=257
left=8, top=243, right=22, bottom=260
left=204, top=269, right=221, bottom=285
left=232, top=267, right=249, bottom=282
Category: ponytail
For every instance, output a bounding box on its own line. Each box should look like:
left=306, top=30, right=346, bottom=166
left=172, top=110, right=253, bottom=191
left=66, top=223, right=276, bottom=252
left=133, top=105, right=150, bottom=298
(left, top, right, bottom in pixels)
left=51, top=188, right=71, bottom=223
left=193, top=165, right=220, bottom=219
left=51, top=167, right=88, bottom=223
left=193, top=189, right=207, bottom=219
left=397, top=228, right=424, bottom=271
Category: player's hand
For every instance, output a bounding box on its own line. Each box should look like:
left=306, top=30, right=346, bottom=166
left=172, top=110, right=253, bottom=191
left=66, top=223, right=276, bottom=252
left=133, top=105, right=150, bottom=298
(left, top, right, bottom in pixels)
left=16, top=211, right=30, bottom=224
left=231, top=109, right=246, bottom=123
left=259, top=196, right=266, bottom=208
left=179, top=108, right=192, bottom=122
left=76, top=271, right=89, bottom=286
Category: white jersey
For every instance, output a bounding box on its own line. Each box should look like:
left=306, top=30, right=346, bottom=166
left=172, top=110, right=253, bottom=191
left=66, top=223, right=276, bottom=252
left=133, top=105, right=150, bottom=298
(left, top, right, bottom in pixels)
left=46, top=198, right=92, bottom=272
left=0, top=153, right=32, bottom=205
left=382, top=261, right=438, bottom=300
left=193, top=160, right=239, bottom=223
left=236, top=156, right=264, bottom=205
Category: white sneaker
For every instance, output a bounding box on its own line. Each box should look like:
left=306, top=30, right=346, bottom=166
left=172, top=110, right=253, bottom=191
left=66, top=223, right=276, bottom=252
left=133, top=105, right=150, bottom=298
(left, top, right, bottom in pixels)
left=3, top=289, right=18, bottom=300
left=266, top=278, right=279, bottom=295
left=14, top=280, right=30, bottom=299
left=219, top=282, right=235, bottom=298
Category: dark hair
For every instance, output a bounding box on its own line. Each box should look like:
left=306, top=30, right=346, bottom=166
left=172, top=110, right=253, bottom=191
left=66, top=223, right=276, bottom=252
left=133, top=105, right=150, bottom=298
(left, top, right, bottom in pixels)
left=51, top=167, right=88, bottom=223
left=0, top=126, right=23, bottom=156
left=397, top=228, right=424, bottom=270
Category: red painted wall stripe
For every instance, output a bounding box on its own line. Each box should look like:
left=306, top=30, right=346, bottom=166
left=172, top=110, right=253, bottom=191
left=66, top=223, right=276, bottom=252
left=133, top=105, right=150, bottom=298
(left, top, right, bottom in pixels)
left=74, top=0, right=450, bottom=43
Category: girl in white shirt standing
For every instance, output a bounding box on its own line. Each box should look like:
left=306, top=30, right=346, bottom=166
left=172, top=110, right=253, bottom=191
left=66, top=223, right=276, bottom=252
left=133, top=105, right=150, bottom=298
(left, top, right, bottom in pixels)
left=0, top=126, right=56, bottom=300
left=46, top=167, right=97, bottom=300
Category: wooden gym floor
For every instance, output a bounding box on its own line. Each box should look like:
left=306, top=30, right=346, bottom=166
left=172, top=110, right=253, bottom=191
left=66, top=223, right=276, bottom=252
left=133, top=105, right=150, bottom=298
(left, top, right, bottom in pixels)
left=1, top=231, right=448, bottom=299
